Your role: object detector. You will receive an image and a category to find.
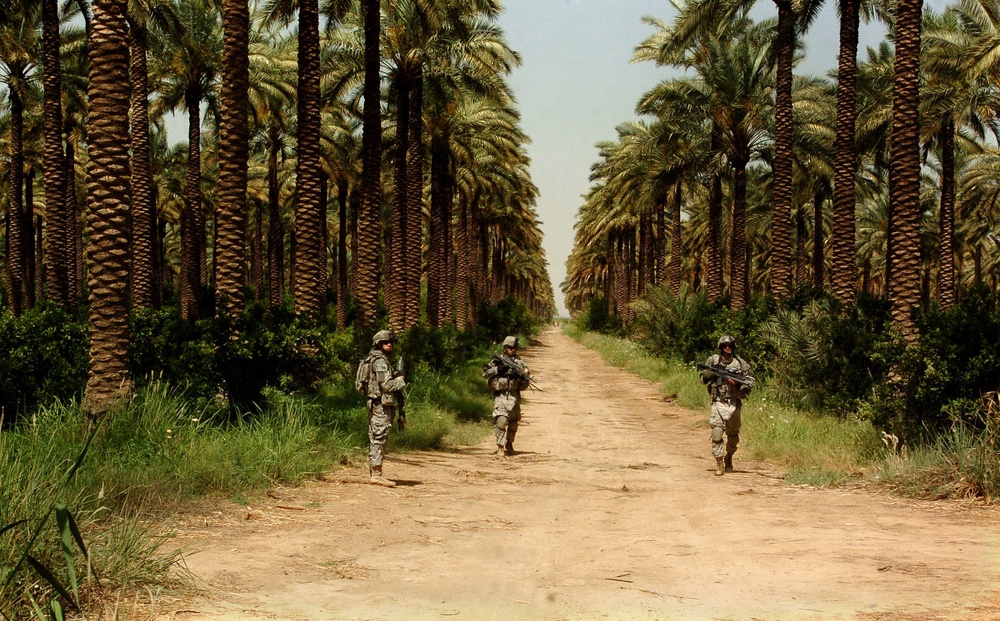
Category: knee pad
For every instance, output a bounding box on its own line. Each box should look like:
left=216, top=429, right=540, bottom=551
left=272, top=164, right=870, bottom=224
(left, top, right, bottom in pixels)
left=712, top=427, right=724, bottom=443
left=496, top=415, right=509, bottom=428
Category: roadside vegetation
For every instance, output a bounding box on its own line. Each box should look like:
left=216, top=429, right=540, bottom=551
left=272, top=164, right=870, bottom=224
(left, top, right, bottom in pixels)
left=566, top=286, right=1000, bottom=501
left=0, top=299, right=535, bottom=619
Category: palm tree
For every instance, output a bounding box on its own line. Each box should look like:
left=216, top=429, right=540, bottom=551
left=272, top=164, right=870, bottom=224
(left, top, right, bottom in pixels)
left=289, top=0, right=325, bottom=318
left=128, top=0, right=177, bottom=311
left=829, top=0, right=890, bottom=306
left=215, top=0, right=250, bottom=320
left=1, top=0, right=37, bottom=315
left=886, top=0, right=923, bottom=341
left=41, top=0, right=70, bottom=310
left=83, top=0, right=134, bottom=415
left=152, top=0, right=221, bottom=321
left=354, top=0, right=382, bottom=329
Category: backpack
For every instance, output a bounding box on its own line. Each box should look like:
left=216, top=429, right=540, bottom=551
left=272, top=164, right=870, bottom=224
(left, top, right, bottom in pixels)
left=355, top=354, right=375, bottom=395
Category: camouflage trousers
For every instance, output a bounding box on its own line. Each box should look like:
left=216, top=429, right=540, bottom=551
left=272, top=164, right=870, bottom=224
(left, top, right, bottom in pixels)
left=367, top=401, right=396, bottom=470
left=709, top=399, right=742, bottom=459
left=493, top=391, right=521, bottom=449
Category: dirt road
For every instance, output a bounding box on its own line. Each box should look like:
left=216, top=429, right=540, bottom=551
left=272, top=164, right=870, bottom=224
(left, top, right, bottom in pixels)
left=165, top=326, right=1000, bottom=621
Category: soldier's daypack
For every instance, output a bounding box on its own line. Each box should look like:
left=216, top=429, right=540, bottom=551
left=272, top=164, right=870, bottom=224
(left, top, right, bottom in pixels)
left=355, top=354, right=375, bottom=395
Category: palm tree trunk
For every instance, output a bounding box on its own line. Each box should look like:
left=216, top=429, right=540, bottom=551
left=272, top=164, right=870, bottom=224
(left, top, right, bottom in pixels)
left=405, top=69, right=424, bottom=327
left=831, top=0, right=861, bottom=305
left=350, top=188, right=360, bottom=301
left=6, top=85, right=25, bottom=316
left=455, top=198, right=469, bottom=330
left=670, top=180, right=683, bottom=296
left=886, top=0, right=923, bottom=341
left=655, top=192, right=666, bottom=288
left=938, top=119, right=955, bottom=309
left=215, top=0, right=250, bottom=319
left=813, top=188, right=825, bottom=289
left=639, top=209, right=651, bottom=295
left=43, top=0, right=69, bottom=309
left=731, top=162, right=748, bottom=310
left=389, top=72, right=410, bottom=331
left=26, top=171, right=38, bottom=309
left=250, top=198, right=264, bottom=297
left=355, top=0, right=383, bottom=328
left=130, top=34, right=157, bottom=311
left=66, top=141, right=81, bottom=304
left=83, top=0, right=134, bottom=415
left=266, top=129, right=284, bottom=308
left=336, top=178, right=349, bottom=329
left=181, top=86, right=204, bottom=321
left=795, top=203, right=807, bottom=287
left=770, top=0, right=795, bottom=299
left=293, top=0, right=325, bottom=318
left=428, top=128, right=447, bottom=326
left=708, top=125, right=723, bottom=303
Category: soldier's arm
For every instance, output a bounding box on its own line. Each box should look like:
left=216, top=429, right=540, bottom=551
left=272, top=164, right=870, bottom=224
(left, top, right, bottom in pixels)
left=482, top=359, right=499, bottom=380
left=375, top=358, right=406, bottom=393
left=700, top=356, right=718, bottom=383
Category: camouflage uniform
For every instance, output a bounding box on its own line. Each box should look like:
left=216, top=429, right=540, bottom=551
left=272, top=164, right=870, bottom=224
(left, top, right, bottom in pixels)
left=482, top=336, right=532, bottom=456
left=700, top=336, right=754, bottom=475
left=360, top=331, right=406, bottom=485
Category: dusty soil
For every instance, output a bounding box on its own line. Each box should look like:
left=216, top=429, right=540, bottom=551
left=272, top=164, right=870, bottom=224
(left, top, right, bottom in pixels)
left=159, top=326, right=1000, bottom=621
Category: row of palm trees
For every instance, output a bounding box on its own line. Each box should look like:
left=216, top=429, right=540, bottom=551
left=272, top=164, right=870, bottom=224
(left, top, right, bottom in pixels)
left=1, top=0, right=556, bottom=414
left=564, top=0, right=1000, bottom=339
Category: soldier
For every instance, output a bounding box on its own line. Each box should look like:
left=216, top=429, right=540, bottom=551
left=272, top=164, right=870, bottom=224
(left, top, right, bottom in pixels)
left=482, top=336, right=533, bottom=456
left=700, top=335, right=754, bottom=476
left=357, top=330, right=406, bottom=487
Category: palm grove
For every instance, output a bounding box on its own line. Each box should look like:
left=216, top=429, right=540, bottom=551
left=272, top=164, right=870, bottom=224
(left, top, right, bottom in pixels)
left=564, top=0, right=1000, bottom=438
left=0, top=0, right=555, bottom=417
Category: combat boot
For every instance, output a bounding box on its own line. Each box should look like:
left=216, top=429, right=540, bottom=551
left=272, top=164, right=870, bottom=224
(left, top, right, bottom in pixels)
left=369, top=466, right=396, bottom=487
left=496, top=445, right=507, bottom=457
left=505, top=442, right=514, bottom=456
left=724, top=455, right=734, bottom=473
left=715, top=457, right=725, bottom=476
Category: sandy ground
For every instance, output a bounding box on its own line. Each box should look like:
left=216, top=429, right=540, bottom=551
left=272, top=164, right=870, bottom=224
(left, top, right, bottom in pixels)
left=159, top=326, right=1000, bottom=621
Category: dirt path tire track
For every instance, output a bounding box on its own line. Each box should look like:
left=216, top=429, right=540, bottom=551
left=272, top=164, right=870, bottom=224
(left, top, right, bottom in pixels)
left=164, top=326, right=1000, bottom=621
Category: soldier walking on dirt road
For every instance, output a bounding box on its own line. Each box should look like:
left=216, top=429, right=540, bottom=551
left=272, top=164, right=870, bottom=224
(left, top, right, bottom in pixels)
left=700, top=335, right=754, bottom=476
left=356, top=330, right=406, bottom=486
left=483, top=336, right=533, bottom=457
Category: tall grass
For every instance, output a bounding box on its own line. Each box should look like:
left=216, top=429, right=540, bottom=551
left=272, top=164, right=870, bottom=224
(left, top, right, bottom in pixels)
left=566, top=324, right=1000, bottom=499
left=1, top=353, right=497, bottom=618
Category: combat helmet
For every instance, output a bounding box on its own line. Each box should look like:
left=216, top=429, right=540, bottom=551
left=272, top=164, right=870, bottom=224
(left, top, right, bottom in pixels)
left=717, top=335, right=736, bottom=351
left=502, top=336, right=519, bottom=348
left=372, top=329, right=396, bottom=347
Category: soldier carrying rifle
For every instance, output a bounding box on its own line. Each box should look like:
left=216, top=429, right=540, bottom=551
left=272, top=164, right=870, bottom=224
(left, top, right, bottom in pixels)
left=482, top=336, right=534, bottom=457
left=356, top=330, right=406, bottom=487
left=699, top=335, right=754, bottom=476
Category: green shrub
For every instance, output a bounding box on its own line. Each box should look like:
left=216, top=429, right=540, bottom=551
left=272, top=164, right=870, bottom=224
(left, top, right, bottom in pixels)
left=631, top=285, right=720, bottom=362
left=131, top=301, right=354, bottom=408
left=760, top=293, right=899, bottom=413
left=889, top=287, right=1000, bottom=440
left=476, top=297, right=537, bottom=341
left=0, top=305, right=88, bottom=425
left=577, top=296, right=619, bottom=334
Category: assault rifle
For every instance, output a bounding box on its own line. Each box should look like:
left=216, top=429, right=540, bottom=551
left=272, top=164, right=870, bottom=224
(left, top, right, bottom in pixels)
left=491, top=353, right=541, bottom=391
left=396, top=356, right=406, bottom=431
left=697, top=363, right=752, bottom=387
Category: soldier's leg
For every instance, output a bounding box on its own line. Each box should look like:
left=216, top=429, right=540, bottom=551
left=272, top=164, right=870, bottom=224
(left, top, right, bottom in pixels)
left=724, top=407, right=742, bottom=472
left=505, top=403, right=521, bottom=452
left=494, top=415, right=509, bottom=455
left=368, top=403, right=391, bottom=475
left=709, top=403, right=726, bottom=475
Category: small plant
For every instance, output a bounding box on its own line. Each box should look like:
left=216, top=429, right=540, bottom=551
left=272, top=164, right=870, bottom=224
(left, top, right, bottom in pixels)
left=2, top=425, right=99, bottom=620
